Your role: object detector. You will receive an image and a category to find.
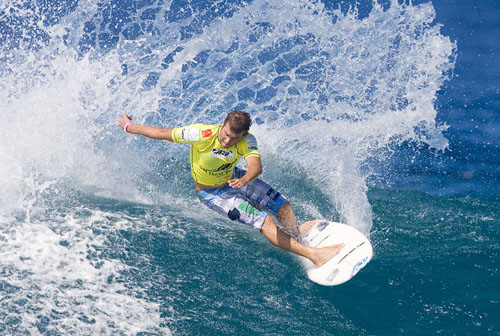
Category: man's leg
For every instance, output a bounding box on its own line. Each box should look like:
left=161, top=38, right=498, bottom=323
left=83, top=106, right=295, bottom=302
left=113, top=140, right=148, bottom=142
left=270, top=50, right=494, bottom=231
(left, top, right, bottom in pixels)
left=260, top=215, right=343, bottom=267
left=276, top=201, right=300, bottom=239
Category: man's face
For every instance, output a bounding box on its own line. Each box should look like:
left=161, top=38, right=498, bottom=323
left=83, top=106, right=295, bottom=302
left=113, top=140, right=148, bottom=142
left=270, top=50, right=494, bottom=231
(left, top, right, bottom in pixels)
left=219, top=122, right=245, bottom=148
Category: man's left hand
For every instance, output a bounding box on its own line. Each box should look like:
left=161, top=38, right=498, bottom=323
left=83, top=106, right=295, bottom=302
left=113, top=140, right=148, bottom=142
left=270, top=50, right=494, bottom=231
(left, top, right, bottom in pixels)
left=119, top=111, right=132, bottom=128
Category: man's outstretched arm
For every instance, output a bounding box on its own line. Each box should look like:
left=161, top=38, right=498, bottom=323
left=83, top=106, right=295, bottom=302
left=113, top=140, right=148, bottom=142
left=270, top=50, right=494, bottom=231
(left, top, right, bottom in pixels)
left=119, top=111, right=174, bottom=141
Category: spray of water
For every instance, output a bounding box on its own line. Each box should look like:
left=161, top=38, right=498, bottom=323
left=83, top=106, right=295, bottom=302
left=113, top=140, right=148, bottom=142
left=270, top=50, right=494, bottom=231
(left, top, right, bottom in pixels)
left=0, top=0, right=455, bottom=332
left=71, top=0, right=453, bottom=232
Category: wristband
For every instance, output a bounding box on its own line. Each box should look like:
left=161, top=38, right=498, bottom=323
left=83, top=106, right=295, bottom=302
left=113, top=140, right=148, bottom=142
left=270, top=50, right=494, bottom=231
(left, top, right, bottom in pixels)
left=124, top=122, right=132, bottom=132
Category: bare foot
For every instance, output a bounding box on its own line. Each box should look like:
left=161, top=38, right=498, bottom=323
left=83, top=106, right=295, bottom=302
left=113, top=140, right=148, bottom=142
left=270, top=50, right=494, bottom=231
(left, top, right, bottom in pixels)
left=312, top=243, right=345, bottom=267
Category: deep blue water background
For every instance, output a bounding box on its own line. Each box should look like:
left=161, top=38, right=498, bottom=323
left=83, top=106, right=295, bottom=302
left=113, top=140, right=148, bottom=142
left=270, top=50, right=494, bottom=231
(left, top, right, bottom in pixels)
left=331, top=0, right=500, bottom=201
left=0, top=0, right=499, bottom=335
left=392, top=0, right=500, bottom=201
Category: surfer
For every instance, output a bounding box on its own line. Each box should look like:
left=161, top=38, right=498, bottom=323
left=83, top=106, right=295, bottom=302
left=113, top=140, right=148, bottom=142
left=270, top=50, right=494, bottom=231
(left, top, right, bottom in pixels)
left=119, top=111, right=343, bottom=267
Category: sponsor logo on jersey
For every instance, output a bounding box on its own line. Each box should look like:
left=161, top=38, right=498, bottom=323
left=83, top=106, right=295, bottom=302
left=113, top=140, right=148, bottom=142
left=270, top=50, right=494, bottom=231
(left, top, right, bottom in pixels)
left=211, top=148, right=234, bottom=159
left=214, top=163, right=233, bottom=172
left=202, top=129, right=212, bottom=138
left=181, top=128, right=200, bottom=142
left=200, top=160, right=237, bottom=174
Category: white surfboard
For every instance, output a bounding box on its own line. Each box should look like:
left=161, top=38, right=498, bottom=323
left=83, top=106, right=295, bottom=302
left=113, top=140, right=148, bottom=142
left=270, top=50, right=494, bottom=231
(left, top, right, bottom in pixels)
left=300, top=220, right=372, bottom=286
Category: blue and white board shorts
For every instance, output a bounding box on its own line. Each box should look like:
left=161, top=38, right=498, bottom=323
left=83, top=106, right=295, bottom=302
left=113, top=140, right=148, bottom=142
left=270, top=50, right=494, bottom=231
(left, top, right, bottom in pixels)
left=197, top=167, right=288, bottom=230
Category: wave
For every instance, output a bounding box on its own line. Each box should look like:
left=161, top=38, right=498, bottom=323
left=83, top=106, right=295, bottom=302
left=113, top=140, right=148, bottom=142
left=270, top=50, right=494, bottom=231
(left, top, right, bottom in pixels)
left=0, top=0, right=456, bottom=332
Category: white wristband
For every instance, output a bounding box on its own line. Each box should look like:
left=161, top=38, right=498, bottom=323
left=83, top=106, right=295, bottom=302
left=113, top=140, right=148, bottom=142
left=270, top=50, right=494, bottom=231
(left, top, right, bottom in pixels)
left=124, top=122, right=132, bottom=132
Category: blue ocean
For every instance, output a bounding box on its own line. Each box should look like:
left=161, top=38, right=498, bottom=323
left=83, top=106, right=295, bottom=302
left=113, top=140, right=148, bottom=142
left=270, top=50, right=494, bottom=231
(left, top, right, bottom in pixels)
left=0, top=0, right=498, bottom=334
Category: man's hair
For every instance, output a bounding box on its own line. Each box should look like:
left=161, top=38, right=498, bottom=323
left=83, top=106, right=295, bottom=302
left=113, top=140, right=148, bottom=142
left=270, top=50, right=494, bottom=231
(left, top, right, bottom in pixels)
left=223, top=111, right=252, bottom=134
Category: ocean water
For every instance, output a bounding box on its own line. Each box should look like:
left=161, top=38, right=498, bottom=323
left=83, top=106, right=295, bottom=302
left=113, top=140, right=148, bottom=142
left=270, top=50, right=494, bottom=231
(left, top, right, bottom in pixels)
left=0, top=0, right=498, bottom=335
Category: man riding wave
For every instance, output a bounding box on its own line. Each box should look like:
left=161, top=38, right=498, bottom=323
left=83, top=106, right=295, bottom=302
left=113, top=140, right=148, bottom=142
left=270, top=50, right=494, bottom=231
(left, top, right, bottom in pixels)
left=119, top=110, right=343, bottom=267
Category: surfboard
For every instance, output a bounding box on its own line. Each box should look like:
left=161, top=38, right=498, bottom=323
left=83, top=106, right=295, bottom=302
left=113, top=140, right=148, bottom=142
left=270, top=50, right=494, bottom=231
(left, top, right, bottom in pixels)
left=300, top=220, right=372, bottom=286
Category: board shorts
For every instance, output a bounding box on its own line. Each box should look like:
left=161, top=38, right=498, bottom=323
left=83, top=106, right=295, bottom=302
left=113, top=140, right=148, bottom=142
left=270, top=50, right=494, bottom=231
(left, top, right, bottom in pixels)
left=197, top=167, right=288, bottom=230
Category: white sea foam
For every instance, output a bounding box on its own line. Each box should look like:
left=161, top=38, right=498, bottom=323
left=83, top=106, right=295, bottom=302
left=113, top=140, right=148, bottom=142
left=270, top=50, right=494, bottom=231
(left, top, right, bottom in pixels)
left=0, top=202, right=171, bottom=335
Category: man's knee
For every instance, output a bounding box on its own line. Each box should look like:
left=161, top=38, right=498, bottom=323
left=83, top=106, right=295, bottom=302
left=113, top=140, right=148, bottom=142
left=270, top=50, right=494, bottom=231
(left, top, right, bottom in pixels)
left=277, top=201, right=293, bottom=217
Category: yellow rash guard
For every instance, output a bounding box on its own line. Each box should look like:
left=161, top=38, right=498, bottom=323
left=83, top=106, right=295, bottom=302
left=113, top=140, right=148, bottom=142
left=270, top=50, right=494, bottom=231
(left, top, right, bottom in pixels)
left=171, top=124, right=260, bottom=186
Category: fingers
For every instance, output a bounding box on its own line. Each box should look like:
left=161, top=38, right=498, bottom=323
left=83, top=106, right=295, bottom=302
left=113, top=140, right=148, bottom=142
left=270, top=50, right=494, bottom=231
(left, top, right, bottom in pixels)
left=228, top=178, right=247, bottom=188
left=122, top=111, right=132, bottom=118
left=119, top=111, right=133, bottom=127
left=228, top=179, right=240, bottom=188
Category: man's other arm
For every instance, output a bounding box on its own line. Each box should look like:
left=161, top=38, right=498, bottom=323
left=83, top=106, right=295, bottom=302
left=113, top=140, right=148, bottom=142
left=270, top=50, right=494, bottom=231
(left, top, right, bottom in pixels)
left=119, top=111, right=174, bottom=141
left=228, top=156, right=263, bottom=188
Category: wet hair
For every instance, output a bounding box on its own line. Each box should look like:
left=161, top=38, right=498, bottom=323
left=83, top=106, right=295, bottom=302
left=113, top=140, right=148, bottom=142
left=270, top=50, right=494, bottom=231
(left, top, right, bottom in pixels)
left=223, top=111, right=252, bottom=134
